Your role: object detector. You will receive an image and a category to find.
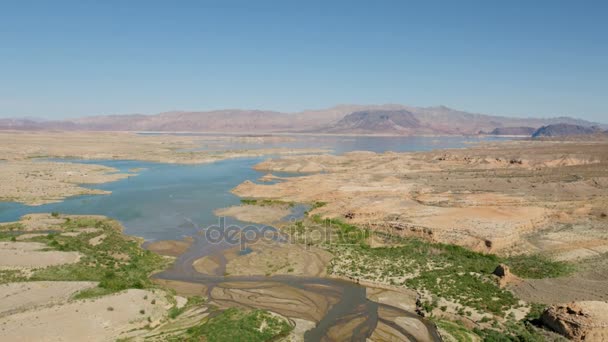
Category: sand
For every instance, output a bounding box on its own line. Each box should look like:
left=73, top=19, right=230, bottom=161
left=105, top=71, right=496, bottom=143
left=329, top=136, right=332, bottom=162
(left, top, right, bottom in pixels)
left=0, top=241, right=82, bottom=269
left=210, top=281, right=340, bottom=322
left=0, top=289, right=171, bottom=342
left=145, top=238, right=193, bottom=257
left=0, top=281, right=97, bottom=317
left=223, top=243, right=333, bottom=277
left=214, top=204, right=292, bottom=226
left=0, top=131, right=329, bottom=165
left=0, top=161, right=130, bottom=205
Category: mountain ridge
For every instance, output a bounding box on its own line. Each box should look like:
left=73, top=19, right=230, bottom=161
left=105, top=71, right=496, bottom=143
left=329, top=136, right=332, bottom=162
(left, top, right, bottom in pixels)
left=1, top=104, right=604, bottom=135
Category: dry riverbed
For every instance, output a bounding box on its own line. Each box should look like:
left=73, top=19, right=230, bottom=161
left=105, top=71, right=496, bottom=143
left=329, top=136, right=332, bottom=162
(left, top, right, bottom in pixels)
left=0, top=214, right=295, bottom=341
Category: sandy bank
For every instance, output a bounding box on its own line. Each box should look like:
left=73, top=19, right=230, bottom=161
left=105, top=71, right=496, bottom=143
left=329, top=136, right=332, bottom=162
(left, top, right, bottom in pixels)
left=214, top=204, right=292, bottom=226
left=0, top=131, right=330, bottom=165
left=0, top=161, right=130, bottom=205
left=0, top=289, right=171, bottom=341
left=0, top=241, right=82, bottom=269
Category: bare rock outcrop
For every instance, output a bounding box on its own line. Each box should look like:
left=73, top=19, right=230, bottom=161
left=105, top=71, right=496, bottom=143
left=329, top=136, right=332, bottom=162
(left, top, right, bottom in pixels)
left=541, top=301, right=608, bottom=341
left=493, top=264, right=518, bottom=288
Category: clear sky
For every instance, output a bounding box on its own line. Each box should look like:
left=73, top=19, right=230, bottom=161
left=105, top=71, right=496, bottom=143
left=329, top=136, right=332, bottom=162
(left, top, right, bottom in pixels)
left=1, top=0, right=606, bottom=121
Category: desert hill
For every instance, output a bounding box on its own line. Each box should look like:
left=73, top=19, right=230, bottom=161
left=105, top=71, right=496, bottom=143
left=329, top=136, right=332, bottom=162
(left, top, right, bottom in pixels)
left=532, top=123, right=603, bottom=138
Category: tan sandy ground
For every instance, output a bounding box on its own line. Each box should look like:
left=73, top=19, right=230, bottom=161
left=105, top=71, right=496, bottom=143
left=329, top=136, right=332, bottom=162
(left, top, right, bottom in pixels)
left=0, top=161, right=131, bottom=205
left=0, top=289, right=172, bottom=342
left=233, top=140, right=608, bottom=254
left=510, top=277, right=608, bottom=304
left=210, top=281, right=340, bottom=322
left=0, top=131, right=329, bottom=165
left=509, top=249, right=608, bottom=304
left=152, top=279, right=209, bottom=297
left=0, top=281, right=97, bottom=317
left=214, top=204, right=291, bottom=226
left=222, top=242, right=333, bottom=277
left=284, top=318, right=316, bottom=342
left=0, top=241, right=82, bottom=269
left=192, top=255, right=222, bottom=276
left=2, top=213, right=107, bottom=232
left=366, top=287, right=418, bottom=312
left=145, top=237, right=193, bottom=257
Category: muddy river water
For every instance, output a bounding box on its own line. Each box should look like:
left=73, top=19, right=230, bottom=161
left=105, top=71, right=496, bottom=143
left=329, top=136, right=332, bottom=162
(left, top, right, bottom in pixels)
left=0, top=136, right=510, bottom=340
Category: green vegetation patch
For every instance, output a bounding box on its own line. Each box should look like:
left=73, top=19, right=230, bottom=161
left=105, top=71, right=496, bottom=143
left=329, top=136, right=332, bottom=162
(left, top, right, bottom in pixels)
left=436, top=320, right=481, bottom=342
left=294, top=216, right=570, bottom=317
left=474, top=321, right=546, bottom=342
left=0, top=270, right=27, bottom=284
left=310, top=215, right=371, bottom=245
left=328, top=240, right=517, bottom=315
left=0, top=222, right=24, bottom=232
left=506, top=254, right=573, bottom=279
left=174, top=307, right=293, bottom=342
left=240, top=198, right=295, bottom=207
left=304, top=201, right=327, bottom=215
left=27, top=216, right=169, bottom=296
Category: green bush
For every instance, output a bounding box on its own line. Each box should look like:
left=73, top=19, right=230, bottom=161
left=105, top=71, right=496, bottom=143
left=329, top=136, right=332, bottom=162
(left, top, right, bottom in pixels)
left=176, top=308, right=292, bottom=342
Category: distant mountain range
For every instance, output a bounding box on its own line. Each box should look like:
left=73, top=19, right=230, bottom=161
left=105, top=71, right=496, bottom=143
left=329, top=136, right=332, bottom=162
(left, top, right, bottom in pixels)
left=531, top=124, right=604, bottom=138
left=0, top=104, right=604, bottom=136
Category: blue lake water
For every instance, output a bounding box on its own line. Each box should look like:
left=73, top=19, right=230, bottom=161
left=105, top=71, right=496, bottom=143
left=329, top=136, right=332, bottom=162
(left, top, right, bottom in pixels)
left=0, top=135, right=512, bottom=241
left=0, top=158, right=266, bottom=241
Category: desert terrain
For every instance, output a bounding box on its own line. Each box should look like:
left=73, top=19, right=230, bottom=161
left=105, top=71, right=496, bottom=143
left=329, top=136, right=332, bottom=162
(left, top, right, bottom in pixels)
left=234, top=139, right=608, bottom=256
left=224, top=138, right=608, bottom=340
left=1, top=132, right=608, bottom=340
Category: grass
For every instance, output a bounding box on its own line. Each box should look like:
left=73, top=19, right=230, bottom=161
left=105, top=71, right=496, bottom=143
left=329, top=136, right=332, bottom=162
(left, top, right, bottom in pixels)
left=310, top=215, right=371, bottom=245
left=240, top=198, right=295, bottom=207
left=0, top=231, right=19, bottom=241
left=291, top=216, right=571, bottom=317
left=304, top=201, right=327, bottom=215
left=474, top=321, right=546, bottom=342
left=437, top=318, right=547, bottom=342
left=506, top=254, right=573, bottom=278
left=0, top=270, right=27, bottom=284
left=436, top=320, right=480, bottom=342
left=172, top=307, right=293, bottom=342
left=26, top=216, right=169, bottom=297
left=327, top=239, right=518, bottom=315
left=0, top=222, right=24, bottom=232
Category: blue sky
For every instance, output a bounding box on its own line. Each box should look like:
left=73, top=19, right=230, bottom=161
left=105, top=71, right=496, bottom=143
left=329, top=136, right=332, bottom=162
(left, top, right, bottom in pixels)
left=1, top=1, right=606, bottom=121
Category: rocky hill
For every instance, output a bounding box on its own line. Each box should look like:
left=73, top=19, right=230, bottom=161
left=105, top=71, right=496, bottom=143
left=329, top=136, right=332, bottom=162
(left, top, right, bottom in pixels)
left=318, top=109, right=427, bottom=134
left=532, top=124, right=603, bottom=138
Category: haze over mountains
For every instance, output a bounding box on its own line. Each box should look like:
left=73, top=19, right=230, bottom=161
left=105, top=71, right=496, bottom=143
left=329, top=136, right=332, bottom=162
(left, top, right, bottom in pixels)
left=0, top=104, right=603, bottom=136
